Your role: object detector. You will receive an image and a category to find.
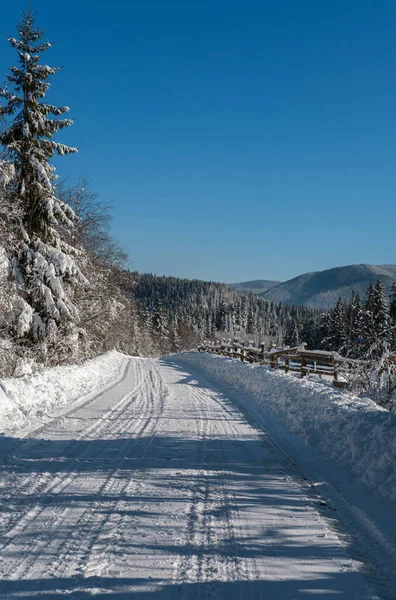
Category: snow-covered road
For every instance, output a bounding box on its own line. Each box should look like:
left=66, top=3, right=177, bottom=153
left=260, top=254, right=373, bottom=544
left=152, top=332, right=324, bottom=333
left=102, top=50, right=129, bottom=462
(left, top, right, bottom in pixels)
left=0, top=357, right=383, bottom=598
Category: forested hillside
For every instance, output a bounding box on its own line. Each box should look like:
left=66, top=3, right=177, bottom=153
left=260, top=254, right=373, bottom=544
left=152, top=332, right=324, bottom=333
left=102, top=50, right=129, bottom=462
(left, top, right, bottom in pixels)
left=228, top=279, right=281, bottom=294
left=0, top=10, right=395, bottom=407
left=261, top=264, right=396, bottom=308
left=124, top=272, right=323, bottom=352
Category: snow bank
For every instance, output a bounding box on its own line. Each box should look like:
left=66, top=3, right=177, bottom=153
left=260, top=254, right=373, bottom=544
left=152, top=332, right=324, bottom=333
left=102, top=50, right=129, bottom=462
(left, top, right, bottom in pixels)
left=178, top=352, right=396, bottom=503
left=0, top=350, right=129, bottom=434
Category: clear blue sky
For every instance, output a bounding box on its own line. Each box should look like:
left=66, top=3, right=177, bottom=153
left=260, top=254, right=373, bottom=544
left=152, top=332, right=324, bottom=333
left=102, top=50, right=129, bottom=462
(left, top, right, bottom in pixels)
left=1, top=1, right=395, bottom=282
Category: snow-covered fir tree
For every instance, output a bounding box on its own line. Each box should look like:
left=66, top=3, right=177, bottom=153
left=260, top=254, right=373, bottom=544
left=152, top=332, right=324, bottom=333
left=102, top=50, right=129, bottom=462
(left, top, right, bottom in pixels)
left=0, top=158, right=19, bottom=373
left=363, top=281, right=390, bottom=357
left=390, top=282, right=396, bottom=322
left=0, top=10, right=87, bottom=355
left=390, top=282, right=396, bottom=347
left=321, top=297, right=347, bottom=351
left=285, top=312, right=302, bottom=347
left=345, top=291, right=364, bottom=356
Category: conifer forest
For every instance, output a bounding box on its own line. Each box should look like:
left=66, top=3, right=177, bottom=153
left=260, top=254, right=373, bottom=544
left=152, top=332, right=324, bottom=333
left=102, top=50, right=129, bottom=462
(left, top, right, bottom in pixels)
left=1, top=8, right=396, bottom=599
left=0, top=10, right=395, bottom=408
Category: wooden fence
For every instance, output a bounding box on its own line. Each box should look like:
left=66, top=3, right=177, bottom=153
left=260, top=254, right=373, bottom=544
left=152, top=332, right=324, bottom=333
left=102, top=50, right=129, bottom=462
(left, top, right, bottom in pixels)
left=198, top=340, right=361, bottom=388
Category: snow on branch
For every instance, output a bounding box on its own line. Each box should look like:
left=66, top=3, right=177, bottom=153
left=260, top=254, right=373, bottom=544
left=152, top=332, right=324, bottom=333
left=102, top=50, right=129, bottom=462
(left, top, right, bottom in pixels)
left=0, top=161, right=15, bottom=187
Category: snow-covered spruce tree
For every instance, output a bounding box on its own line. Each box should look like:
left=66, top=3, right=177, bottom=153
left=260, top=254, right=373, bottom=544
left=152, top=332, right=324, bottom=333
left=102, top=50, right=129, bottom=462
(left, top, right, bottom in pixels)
left=363, top=280, right=390, bottom=358
left=390, top=282, right=396, bottom=349
left=0, top=10, right=87, bottom=360
left=321, top=297, right=347, bottom=351
left=0, top=158, right=21, bottom=375
left=152, top=300, right=170, bottom=354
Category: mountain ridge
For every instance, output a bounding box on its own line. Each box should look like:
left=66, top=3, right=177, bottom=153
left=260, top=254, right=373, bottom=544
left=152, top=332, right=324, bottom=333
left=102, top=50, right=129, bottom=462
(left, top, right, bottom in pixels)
left=228, top=279, right=281, bottom=294
left=231, top=264, right=396, bottom=309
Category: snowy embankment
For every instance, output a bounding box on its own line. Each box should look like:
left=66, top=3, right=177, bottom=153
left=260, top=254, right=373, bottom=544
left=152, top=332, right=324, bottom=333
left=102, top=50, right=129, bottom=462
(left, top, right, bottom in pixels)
left=0, top=350, right=129, bottom=434
left=178, top=352, right=396, bottom=503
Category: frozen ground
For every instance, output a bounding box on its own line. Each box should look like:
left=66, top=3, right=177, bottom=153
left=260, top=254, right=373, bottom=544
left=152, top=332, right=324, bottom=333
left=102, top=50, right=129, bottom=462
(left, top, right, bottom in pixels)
left=0, top=353, right=394, bottom=598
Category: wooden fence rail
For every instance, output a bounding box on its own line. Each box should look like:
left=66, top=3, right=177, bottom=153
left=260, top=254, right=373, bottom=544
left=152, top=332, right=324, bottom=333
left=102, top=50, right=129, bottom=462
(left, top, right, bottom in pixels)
left=198, top=340, right=372, bottom=388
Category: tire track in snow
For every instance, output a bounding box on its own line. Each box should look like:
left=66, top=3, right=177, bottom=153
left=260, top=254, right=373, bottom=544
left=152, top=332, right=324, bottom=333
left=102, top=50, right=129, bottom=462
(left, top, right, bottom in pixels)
left=221, top=388, right=396, bottom=600
left=192, top=385, right=259, bottom=591
left=179, top=361, right=391, bottom=600
left=0, top=359, right=134, bottom=540
left=172, top=381, right=255, bottom=598
left=172, top=384, right=209, bottom=595
left=0, top=360, right=167, bottom=588
left=74, top=361, right=168, bottom=581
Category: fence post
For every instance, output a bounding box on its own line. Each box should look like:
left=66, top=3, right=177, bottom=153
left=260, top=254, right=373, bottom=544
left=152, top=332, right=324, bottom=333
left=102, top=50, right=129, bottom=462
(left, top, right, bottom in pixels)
left=301, top=356, right=307, bottom=378
left=248, top=342, right=254, bottom=363
left=285, top=355, right=290, bottom=373
left=234, top=338, right=239, bottom=359
left=241, top=341, right=245, bottom=362
left=259, top=343, right=265, bottom=363
left=333, top=355, right=338, bottom=383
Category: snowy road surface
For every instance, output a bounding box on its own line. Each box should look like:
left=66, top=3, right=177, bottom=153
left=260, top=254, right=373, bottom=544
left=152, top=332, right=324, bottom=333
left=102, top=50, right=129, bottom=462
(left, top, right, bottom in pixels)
left=0, top=357, right=385, bottom=598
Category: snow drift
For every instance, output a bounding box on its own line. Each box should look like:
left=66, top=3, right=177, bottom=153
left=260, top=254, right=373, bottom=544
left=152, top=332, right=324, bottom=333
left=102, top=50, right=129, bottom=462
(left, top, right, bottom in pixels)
left=0, top=350, right=129, bottom=434
left=178, top=352, right=396, bottom=503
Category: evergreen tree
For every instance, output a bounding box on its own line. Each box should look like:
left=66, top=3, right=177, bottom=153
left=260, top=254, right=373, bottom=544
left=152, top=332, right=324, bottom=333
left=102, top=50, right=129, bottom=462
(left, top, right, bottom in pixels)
left=286, top=316, right=301, bottom=346
left=0, top=10, right=87, bottom=350
left=152, top=300, right=169, bottom=353
left=389, top=282, right=396, bottom=348
left=322, top=297, right=346, bottom=351
left=285, top=309, right=301, bottom=346
left=345, top=291, right=364, bottom=356
left=170, top=325, right=181, bottom=352
left=216, top=299, right=228, bottom=331
left=362, top=281, right=389, bottom=354
left=371, top=280, right=390, bottom=343
left=246, top=308, right=255, bottom=335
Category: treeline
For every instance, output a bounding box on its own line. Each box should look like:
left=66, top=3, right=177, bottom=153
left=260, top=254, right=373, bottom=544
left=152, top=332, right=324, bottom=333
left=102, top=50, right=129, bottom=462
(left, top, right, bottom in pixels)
left=127, top=274, right=396, bottom=356
left=0, top=9, right=315, bottom=374
left=321, top=281, right=396, bottom=356
left=0, top=10, right=395, bottom=408
left=0, top=10, right=139, bottom=374
left=126, top=272, right=323, bottom=350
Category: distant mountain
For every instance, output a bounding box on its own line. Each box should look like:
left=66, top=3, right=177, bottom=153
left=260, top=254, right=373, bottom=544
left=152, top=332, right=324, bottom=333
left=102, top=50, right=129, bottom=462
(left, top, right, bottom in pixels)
left=229, top=279, right=281, bottom=295
left=260, top=264, right=396, bottom=309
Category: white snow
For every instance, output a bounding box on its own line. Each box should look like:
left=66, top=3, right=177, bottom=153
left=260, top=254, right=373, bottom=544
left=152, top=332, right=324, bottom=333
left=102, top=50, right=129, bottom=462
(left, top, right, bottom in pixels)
left=0, top=356, right=381, bottom=599
left=0, top=247, right=8, bottom=279
left=177, top=352, right=396, bottom=504
left=0, top=350, right=129, bottom=434
left=29, top=155, right=51, bottom=189
left=0, top=159, right=15, bottom=187
left=12, top=296, right=34, bottom=337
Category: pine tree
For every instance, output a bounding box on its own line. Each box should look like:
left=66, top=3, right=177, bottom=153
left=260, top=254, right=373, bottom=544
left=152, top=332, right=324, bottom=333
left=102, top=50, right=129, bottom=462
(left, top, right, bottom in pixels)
left=357, top=279, right=390, bottom=361
left=371, top=280, right=390, bottom=343
left=344, top=291, right=364, bottom=356
left=0, top=159, right=18, bottom=362
left=322, top=297, right=346, bottom=351
left=216, top=299, right=228, bottom=331
left=0, top=10, right=87, bottom=350
left=288, top=317, right=301, bottom=346
left=389, top=282, right=396, bottom=349
left=170, top=325, right=181, bottom=352
left=152, top=300, right=169, bottom=353
left=246, top=308, right=255, bottom=335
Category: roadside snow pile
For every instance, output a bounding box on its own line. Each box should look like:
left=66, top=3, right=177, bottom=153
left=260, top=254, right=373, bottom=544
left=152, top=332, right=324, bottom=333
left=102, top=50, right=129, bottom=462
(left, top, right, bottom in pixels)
left=178, top=352, right=396, bottom=503
left=0, top=350, right=129, bottom=434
